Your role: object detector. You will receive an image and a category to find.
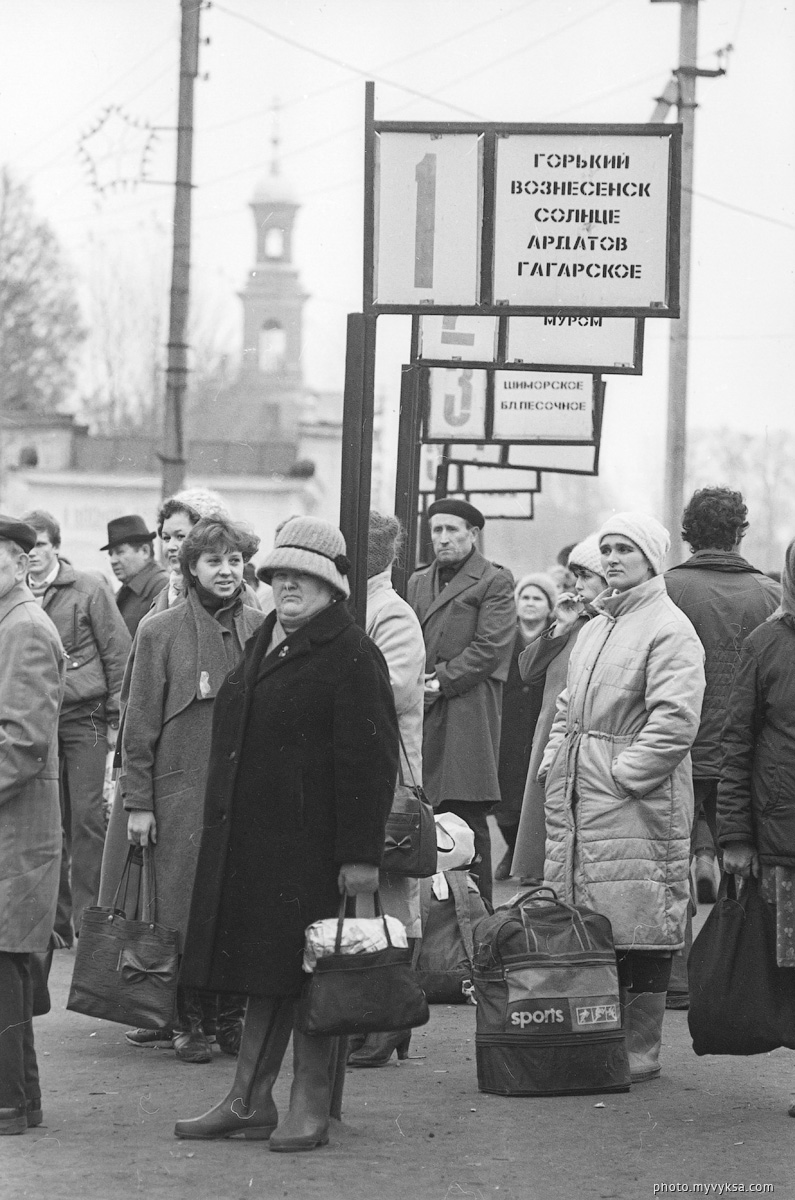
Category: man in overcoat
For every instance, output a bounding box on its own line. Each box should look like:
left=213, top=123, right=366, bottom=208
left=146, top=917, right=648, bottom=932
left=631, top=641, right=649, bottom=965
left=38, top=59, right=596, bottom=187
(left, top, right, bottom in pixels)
left=0, top=516, right=65, bottom=1135
left=408, top=499, right=515, bottom=902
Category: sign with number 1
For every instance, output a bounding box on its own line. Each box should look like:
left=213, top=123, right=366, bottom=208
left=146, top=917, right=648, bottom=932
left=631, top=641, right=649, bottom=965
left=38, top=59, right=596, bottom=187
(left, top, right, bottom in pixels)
left=374, top=133, right=482, bottom=305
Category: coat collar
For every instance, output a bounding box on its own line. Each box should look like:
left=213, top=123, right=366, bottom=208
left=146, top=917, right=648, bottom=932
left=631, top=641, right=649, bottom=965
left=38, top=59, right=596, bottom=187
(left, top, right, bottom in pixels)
left=0, top=580, right=36, bottom=623
left=592, top=573, right=666, bottom=621
left=121, top=558, right=166, bottom=596
left=418, top=549, right=488, bottom=624
left=248, top=599, right=354, bottom=685
left=667, top=549, right=762, bottom=575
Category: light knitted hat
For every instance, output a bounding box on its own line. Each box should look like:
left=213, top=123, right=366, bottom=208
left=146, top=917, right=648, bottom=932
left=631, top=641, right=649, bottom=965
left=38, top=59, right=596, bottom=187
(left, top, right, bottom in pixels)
left=568, top=534, right=607, bottom=582
left=257, top=516, right=351, bottom=598
left=514, top=572, right=559, bottom=610
left=367, top=511, right=403, bottom=579
left=173, top=487, right=231, bottom=521
left=597, top=511, right=671, bottom=576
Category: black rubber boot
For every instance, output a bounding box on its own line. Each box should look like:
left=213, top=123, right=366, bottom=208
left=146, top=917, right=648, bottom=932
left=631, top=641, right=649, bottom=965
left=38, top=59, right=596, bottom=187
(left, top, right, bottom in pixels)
left=269, top=1027, right=334, bottom=1152
left=173, top=987, right=213, bottom=1064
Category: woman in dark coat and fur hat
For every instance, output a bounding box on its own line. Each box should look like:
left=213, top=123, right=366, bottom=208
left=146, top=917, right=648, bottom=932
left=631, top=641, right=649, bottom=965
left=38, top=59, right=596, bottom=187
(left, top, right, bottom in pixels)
left=174, top=516, right=399, bottom=1152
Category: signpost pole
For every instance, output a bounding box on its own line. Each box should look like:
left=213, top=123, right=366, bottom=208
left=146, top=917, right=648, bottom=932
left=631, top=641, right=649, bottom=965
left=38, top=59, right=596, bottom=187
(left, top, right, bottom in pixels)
left=393, top=364, right=422, bottom=598
left=339, top=313, right=376, bottom=626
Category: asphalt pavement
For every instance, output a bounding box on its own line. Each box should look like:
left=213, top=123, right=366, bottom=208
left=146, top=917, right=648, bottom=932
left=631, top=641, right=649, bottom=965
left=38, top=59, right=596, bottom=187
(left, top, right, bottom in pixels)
left=3, top=833, right=793, bottom=1200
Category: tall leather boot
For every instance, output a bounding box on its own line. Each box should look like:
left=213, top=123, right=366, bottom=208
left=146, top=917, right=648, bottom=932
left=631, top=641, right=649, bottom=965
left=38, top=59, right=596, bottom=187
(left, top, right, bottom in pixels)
left=621, top=989, right=666, bottom=1082
left=174, top=996, right=294, bottom=1140
left=269, top=1027, right=334, bottom=1152
left=173, top=987, right=213, bottom=1064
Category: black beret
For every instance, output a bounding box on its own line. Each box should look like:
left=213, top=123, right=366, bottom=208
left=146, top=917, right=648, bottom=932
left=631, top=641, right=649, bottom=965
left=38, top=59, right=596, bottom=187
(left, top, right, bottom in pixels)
left=0, top=514, right=37, bottom=553
left=427, top=498, right=485, bottom=530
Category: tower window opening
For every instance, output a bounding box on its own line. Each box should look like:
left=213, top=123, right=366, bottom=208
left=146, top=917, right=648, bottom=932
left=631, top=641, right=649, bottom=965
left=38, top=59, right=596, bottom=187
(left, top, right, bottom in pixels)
left=264, top=227, right=284, bottom=259
left=259, top=320, right=286, bottom=372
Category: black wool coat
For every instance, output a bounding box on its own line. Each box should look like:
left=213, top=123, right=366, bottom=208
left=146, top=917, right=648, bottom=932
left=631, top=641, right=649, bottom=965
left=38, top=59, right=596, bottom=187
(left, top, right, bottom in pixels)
left=179, top=600, right=399, bottom=997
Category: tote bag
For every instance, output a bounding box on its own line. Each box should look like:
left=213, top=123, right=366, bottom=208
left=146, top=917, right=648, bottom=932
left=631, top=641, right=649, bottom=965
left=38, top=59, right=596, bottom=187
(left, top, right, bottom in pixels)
left=67, top=846, right=179, bottom=1030
left=688, top=873, right=795, bottom=1056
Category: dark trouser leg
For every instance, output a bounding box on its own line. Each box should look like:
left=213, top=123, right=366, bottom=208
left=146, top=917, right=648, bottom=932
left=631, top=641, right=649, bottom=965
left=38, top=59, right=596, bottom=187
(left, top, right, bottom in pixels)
left=58, top=707, right=108, bottom=935
left=435, top=800, right=493, bottom=904
left=692, top=778, right=720, bottom=866
left=0, top=953, right=29, bottom=1112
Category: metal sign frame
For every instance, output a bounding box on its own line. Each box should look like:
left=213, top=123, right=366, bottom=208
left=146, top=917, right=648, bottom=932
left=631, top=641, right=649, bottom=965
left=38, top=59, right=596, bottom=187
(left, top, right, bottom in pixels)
left=421, top=366, right=603, bottom=445
left=410, top=313, right=644, bottom=375
left=365, top=85, right=681, bottom=318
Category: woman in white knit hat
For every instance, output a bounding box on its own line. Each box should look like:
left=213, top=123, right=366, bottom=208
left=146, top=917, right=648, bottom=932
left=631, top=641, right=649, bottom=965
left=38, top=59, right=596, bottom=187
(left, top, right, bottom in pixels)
left=539, top=512, right=705, bottom=1084
left=175, top=516, right=399, bottom=1151
left=510, top=534, right=607, bottom=885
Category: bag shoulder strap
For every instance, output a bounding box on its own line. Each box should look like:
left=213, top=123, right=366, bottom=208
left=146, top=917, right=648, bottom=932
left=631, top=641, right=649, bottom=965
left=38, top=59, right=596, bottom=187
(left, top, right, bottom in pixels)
left=445, top=871, right=476, bottom=964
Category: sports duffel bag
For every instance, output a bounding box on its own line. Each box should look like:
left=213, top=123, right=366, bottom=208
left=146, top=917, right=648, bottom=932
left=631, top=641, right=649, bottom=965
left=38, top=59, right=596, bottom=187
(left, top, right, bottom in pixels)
left=472, top=886, right=630, bottom=1096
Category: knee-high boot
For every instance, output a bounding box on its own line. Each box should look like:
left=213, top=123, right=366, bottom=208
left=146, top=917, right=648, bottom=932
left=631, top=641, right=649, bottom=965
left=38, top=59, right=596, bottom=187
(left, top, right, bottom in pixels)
left=269, top=1027, right=334, bottom=1152
left=620, top=988, right=666, bottom=1083
left=174, top=996, right=294, bottom=1139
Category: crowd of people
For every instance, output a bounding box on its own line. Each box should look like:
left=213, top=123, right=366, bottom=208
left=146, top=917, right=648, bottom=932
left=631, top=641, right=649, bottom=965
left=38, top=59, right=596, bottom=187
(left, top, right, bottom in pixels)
left=1, top=482, right=793, bottom=1147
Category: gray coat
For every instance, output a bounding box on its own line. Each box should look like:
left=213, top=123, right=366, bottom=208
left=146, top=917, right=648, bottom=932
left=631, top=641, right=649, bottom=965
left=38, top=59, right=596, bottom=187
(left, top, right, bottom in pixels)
left=408, top=550, right=515, bottom=806
left=0, top=584, right=65, bottom=953
left=99, top=589, right=264, bottom=944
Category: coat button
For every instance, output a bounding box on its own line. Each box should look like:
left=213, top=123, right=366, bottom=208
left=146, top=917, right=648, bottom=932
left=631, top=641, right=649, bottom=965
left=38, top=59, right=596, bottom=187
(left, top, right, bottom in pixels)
left=220, top=814, right=227, bottom=823
left=522, top=686, right=529, bottom=694
left=228, top=750, right=236, bottom=761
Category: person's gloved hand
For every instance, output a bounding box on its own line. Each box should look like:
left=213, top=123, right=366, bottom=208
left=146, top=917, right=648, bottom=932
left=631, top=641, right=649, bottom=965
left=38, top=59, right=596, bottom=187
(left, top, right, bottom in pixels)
left=338, top=863, right=379, bottom=895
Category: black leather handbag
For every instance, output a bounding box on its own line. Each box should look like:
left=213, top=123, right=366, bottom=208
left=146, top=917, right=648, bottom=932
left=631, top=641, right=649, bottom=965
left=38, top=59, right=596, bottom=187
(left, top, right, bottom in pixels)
left=381, top=733, right=436, bottom=878
left=294, top=894, right=430, bottom=1037
left=67, top=846, right=179, bottom=1030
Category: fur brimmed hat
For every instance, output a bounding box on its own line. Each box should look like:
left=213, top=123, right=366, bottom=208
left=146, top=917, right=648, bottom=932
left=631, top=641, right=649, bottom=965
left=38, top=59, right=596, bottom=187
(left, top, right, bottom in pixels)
left=568, top=534, right=607, bottom=582
left=514, top=572, right=559, bottom=609
left=597, top=511, right=671, bottom=576
left=257, top=516, right=351, bottom=598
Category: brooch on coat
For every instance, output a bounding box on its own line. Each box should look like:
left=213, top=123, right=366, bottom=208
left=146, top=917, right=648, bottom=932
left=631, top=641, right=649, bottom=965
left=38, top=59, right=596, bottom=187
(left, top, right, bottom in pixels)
left=278, top=645, right=289, bottom=658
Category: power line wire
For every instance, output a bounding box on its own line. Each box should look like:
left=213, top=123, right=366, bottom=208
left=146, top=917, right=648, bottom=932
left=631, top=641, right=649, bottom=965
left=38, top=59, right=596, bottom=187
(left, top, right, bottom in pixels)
left=211, top=2, right=483, bottom=119
left=203, top=0, right=542, bottom=133
left=688, top=188, right=795, bottom=232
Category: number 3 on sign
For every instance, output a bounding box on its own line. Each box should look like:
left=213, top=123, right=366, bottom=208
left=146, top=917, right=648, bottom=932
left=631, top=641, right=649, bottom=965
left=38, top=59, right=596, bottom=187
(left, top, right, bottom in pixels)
left=427, top=368, right=487, bottom=440
left=414, top=153, right=437, bottom=289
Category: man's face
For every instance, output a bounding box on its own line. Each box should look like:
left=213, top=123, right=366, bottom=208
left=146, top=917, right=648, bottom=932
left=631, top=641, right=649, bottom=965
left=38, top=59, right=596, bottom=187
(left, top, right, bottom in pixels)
left=0, top=541, right=27, bottom=599
left=109, top=542, right=151, bottom=584
left=430, top=515, right=477, bottom=566
left=28, top=531, right=58, bottom=580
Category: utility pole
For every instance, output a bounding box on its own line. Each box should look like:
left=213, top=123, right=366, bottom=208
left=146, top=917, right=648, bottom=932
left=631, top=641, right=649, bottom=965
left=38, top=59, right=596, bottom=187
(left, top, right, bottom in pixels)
left=160, top=0, right=200, bottom=499
left=650, top=0, right=724, bottom=558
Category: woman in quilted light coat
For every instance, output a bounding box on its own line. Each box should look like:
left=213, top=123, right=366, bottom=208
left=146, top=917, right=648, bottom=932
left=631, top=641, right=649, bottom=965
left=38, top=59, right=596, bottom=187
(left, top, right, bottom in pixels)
left=540, top=512, right=705, bottom=1083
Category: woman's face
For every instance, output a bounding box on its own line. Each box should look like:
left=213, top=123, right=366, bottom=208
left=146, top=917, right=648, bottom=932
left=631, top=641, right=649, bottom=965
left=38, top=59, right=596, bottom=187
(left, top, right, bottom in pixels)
left=190, top=547, right=244, bottom=598
left=599, top=537, right=653, bottom=592
left=272, top=569, right=336, bottom=630
left=573, top=567, right=604, bottom=604
left=517, top=585, right=552, bottom=625
left=161, top=510, right=195, bottom=573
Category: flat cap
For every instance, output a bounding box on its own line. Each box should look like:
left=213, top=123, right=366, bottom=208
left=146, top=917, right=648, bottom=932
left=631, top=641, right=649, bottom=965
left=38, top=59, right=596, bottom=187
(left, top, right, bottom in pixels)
left=0, top=514, right=37, bottom=554
left=427, top=498, right=485, bottom=530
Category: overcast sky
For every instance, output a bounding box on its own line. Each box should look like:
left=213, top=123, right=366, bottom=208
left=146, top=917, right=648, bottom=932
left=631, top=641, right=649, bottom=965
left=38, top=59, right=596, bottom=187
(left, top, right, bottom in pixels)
left=1, top=0, right=793, bottom=509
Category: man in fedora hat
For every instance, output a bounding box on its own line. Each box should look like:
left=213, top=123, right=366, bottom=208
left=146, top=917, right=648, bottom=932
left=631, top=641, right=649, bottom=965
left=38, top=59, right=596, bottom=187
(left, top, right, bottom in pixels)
left=408, top=499, right=515, bottom=903
left=23, top=510, right=131, bottom=944
left=102, top=515, right=168, bottom=637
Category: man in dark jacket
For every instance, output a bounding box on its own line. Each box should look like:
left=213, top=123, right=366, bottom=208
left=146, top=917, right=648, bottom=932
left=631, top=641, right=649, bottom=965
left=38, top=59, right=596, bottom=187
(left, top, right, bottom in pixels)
left=664, top=488, right=779, bottom=1005
left=666, top=488, right=780, bottom=852
left=24, top=510, right=131, bottom=942
left=102, top=515, right=168, bottom=636
left=408, top=499, right=515, bottom=902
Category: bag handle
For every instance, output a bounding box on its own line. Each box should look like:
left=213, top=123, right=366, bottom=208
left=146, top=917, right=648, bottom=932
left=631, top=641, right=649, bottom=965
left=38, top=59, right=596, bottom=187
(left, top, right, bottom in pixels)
left=435, top=821, right=457, bottom=853
left=446, top=871, right=476, bottom=965
left=140, top=847, right=158, bottom=925
left=396, top=728, right=421, bottom=792
left=111, top=845, right=143, bottom=918
left=493, top=885, right=595, bottom=956
left=333, top=890, right=392, bottom=954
